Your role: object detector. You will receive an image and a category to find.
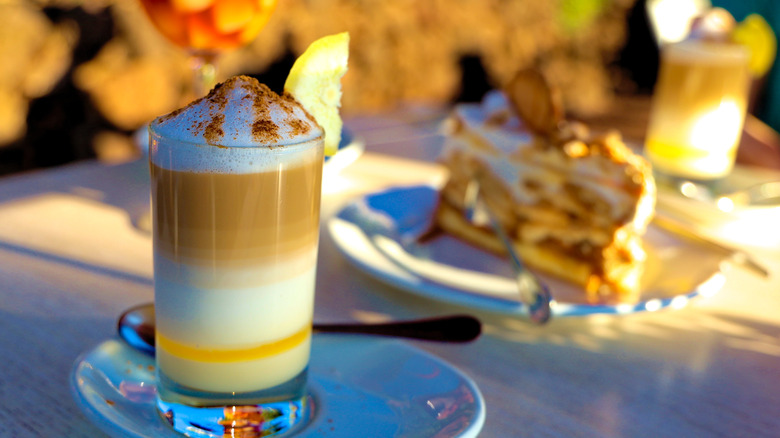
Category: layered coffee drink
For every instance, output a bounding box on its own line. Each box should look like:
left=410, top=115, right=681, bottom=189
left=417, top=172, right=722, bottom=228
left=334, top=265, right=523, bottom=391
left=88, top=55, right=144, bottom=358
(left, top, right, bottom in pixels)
left=645, top=40, right=750, bottom=180
left=149, top=75, right=323, bottom=432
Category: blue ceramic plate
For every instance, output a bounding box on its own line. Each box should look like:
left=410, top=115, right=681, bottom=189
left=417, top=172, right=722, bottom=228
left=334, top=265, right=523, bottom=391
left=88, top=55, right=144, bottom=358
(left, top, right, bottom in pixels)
left=328, top=185, right=727, bottom=317
left=71, top=336, right=484, bottom=438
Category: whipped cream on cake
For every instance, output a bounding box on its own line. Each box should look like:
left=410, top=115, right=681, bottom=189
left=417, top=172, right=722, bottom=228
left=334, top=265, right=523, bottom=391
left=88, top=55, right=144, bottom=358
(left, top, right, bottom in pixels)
left=435, top=72, right=655, bottom=302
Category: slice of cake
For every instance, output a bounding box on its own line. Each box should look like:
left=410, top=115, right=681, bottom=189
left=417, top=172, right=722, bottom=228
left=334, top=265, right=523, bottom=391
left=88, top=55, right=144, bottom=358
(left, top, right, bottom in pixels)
left=435, top=69, right=656, bottom=303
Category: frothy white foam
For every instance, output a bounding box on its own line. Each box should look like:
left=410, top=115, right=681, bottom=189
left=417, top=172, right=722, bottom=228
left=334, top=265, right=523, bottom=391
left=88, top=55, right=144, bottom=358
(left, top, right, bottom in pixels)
left=149, top=133, right=322, bottom=174
left=664, top=40, right=748, bottom=64
left=149, top=76, right=323, bottom=173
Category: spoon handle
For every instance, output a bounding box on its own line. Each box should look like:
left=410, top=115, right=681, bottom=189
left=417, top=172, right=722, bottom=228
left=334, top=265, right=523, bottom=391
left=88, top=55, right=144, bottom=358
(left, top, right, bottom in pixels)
left=117, top=303, right=482, bottom=358
left=464, top=177, right=552, bottom=324
left=314, top=315, right=481, bottom=343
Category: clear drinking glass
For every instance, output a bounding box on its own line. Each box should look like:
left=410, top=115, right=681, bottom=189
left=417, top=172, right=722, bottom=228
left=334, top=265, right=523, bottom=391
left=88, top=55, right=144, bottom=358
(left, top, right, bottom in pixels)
left=149, top=115, right=323, bottom=437
left=645, top=39, right=751, bottom=185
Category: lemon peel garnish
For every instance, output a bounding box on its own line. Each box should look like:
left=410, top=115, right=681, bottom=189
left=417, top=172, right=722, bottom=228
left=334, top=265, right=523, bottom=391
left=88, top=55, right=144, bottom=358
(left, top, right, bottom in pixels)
left=732, top=14, right=777, bottom=77
left=284, top=32, right=349, bottom=156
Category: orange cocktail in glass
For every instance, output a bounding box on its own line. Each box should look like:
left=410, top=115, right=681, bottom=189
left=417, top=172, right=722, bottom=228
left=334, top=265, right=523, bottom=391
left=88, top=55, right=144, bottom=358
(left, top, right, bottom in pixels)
left=139, top=0, right=277, bottom=52
left=139, top=0, right=278, bottom=97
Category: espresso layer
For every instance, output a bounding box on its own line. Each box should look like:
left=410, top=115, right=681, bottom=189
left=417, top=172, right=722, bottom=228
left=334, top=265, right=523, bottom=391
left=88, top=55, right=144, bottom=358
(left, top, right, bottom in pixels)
left=151, top=157, right=322, bottom=266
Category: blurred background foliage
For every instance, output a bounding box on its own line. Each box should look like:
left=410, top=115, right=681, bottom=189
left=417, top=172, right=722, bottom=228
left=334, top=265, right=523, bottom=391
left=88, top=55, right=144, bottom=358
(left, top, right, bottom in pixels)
left=1, top=0, right=639, bottom=173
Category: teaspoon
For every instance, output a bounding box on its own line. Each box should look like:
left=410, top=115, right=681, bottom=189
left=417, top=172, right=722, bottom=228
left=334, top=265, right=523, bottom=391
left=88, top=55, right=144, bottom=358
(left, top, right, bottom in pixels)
left=464, top=177, right=552, bottom=324
left=118, top=303, right=482, bottom=356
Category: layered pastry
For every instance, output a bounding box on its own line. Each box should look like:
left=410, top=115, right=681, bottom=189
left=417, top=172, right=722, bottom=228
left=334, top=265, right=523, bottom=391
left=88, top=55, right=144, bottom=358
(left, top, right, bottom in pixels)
left=435, top=70, right=656, bottom=302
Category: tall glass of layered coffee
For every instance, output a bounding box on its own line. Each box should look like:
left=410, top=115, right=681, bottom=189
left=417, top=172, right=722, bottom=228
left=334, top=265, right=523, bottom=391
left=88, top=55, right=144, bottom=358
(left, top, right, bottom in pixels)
left=645, top=40, right=750, bottom=183
left=149, top=76, right=323, bottom=437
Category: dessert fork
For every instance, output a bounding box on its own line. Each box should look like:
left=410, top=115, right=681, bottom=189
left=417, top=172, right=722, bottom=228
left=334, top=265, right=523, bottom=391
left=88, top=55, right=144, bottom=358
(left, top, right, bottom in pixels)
left=464, top=177, right=552, bottom=323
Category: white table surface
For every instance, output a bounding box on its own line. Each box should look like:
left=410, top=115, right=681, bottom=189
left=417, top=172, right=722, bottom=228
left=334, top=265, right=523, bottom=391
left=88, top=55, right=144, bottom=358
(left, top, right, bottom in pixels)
left=1, top=111, right=779, bottom=437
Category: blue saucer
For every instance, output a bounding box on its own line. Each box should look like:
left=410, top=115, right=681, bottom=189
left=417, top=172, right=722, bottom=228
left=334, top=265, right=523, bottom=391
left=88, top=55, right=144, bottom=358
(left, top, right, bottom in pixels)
left=71, top=335, right=485, bottom=437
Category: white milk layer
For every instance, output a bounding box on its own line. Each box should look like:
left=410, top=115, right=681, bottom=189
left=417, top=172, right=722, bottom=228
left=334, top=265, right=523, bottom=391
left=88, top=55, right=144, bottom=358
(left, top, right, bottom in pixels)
left=154, top=252, right=316, bottom=392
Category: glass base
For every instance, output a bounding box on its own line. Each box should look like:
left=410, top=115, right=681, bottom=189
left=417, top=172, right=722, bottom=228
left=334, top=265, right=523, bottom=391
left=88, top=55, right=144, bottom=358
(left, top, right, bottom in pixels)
left=156, top=368, right=312, bottom=437
left=653, top=168, right=730, bottom=202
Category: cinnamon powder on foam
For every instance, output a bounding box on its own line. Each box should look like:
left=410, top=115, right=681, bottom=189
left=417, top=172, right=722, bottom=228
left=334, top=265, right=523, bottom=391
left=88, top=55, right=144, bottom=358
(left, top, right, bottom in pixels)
left=160, top=75, right=320, bottom=147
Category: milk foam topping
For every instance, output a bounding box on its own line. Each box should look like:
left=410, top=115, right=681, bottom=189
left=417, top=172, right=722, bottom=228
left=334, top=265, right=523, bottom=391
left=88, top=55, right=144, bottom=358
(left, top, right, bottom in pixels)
left=150, top=76, right=323, bottom=173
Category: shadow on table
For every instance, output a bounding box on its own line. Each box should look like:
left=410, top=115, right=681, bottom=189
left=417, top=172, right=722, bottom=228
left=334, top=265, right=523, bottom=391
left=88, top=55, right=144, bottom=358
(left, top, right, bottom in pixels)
left=477, top=307, right=780, bottom=361
left=339, top=262, right=780, bottom=362
left=0, top=309, right=116, bottom=437
left=448, top=308, right=780, bottom=438
left=0, top=239, right=152, bottom=288
left=331, top=263, right=780, bottom=436
left=0, top=159, right=154, bottom=284
left=0, top=158, right=151, bottom=233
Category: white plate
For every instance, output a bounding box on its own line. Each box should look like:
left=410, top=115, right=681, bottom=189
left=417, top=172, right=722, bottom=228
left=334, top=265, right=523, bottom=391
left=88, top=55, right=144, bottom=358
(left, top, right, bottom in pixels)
left=328, top=185, right=727, bottom=317
left=70, top=336, right=485, bottom=438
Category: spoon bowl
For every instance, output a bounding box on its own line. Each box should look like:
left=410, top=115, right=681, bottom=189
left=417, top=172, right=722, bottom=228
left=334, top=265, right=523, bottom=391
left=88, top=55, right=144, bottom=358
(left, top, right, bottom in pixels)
left=117, top=303, right=482, bottom=356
